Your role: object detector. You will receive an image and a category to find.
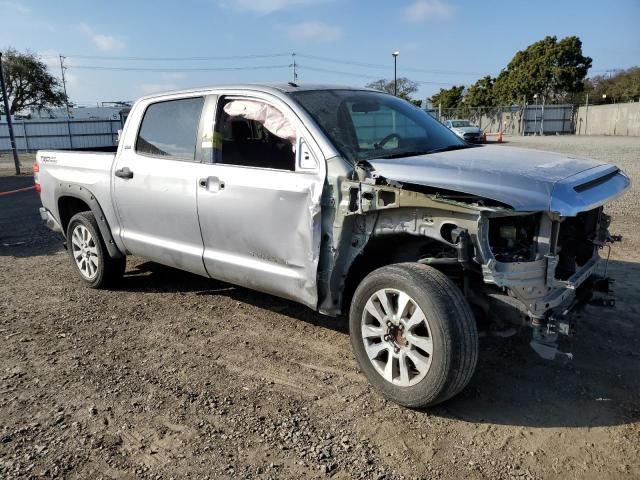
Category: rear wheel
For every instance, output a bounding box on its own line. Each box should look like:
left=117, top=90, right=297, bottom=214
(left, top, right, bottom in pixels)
left=66, top=211, right=125, bottom=288
left=349, top=263, right=478, bottom=408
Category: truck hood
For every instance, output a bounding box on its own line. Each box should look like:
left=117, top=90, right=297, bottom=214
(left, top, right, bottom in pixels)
left=366, top=145, right=630, bottom=215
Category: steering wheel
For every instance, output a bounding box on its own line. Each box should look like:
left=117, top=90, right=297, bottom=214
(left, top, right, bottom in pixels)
left=375, top=133, right=402, bottom=149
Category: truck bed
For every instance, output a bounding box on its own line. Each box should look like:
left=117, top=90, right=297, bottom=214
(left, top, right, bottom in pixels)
left=36, top=149, right=118, bottom=240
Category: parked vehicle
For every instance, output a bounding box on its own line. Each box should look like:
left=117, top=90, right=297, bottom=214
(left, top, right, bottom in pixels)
left=35, top=84, right=629, bottom=408
left=444, top=119, right=484, bottom=143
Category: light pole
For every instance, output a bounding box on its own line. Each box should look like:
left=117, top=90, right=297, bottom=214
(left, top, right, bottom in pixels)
left=533, top=93, right=538, bottom=135
left=392, top=51, right=399, bottom=96
left=602, top=94, right=607, bottom=104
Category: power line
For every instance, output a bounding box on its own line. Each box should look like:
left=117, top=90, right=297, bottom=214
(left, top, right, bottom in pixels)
left=45, top=51, right=489, bottom=76
left=41, top=51, right=630, bottom=80
left=45, top=53, right=290, bottom=61
left=56, top=51, right=465, bottom=87
left=68, top=64, right=290, bottom=72
left=296, top=64, right=454, bottom=86
left=296, top=53, right=488, bottom=76
left=65, top=62, right=456, bottom=87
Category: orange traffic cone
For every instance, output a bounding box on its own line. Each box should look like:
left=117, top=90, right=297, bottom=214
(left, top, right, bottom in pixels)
left=497, top=129, right=503, bottom=144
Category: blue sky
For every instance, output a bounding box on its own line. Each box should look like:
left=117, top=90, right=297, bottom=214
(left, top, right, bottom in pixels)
left=1, top=0, right=639, bottom=105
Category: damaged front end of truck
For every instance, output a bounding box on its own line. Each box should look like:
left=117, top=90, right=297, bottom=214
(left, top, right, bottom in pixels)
left=317, top=149, right=630, bottom=361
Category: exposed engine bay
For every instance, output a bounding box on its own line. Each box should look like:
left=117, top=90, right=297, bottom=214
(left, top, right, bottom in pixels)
left=319, top=158, right=627, bottom=362
left=488, top=214, right=540, bottom=263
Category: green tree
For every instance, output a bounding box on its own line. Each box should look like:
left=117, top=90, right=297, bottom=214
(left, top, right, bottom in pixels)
left=584, top=67, right=640, bottom=104
left=0, top=48, right=67, bottom=115
left=429, top=85, right=464, bottom=109
left=464, top=75, right=495, bottom=107
left=365, top=77, right=419, bottom=102
left=492, top=36, right=592, bottom=104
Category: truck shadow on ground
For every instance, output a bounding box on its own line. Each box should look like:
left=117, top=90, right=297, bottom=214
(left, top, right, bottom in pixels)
left=121, top=260, right=349, bottom=334
left=121, top=259, right=640, bottom=429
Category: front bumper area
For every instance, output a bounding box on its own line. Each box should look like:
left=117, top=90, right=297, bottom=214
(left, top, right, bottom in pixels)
left=481, top=253, right=601, bottom=318
left=39, top=207, right=62, bottom=233
left=463, top=133, right=484, bottom=143
left=474, top=207, right=622, bottom=361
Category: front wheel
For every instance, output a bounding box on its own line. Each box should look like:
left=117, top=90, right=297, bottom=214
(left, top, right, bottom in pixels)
left=66, top=211, right=125, bottom=288
left=349, top=263, right=478, bottom=408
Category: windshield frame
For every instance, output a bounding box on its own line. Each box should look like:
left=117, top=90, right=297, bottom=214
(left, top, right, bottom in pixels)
left=288, top=88, right=467, bottom=164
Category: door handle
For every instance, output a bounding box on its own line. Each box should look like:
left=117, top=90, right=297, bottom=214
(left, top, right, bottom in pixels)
left=199, top=176, right=225, bottom=192
left=115, top=167, right=134, bottom=179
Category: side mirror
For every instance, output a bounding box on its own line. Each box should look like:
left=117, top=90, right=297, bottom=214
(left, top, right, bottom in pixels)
left=298, top=139, right=318, bottom=170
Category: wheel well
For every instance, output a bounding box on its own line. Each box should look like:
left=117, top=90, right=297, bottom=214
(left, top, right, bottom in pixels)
left=58, top=196, right=91, bottom=235
left=341, top=234, right=460, bottom=313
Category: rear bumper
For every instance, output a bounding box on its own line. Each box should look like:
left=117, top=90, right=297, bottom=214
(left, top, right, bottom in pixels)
left=39, top=207, right=62, bottom=233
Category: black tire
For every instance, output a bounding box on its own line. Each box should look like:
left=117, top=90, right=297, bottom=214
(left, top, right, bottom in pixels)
left=349, top=263, right=478, bottom=408
left=66, top=211, right=125, bottom=288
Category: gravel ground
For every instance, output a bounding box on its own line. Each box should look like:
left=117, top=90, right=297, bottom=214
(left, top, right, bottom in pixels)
left=1, top=136, right=639, bottom=479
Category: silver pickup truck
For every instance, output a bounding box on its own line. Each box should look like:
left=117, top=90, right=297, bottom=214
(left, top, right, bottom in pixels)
left=35, top=84, right=630, bottom=408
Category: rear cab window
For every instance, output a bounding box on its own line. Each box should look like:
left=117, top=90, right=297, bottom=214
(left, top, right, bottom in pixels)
left=136, top=97, right=204, bottom=161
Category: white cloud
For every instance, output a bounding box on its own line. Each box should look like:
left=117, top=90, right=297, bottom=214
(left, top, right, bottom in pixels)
left=220, top=0, right=331, bottom=14
left=161, top=72, right=186, bottom=81
left=92, top=34, right=126, bottom=52
left=287, top=22, right=341, bottom=42
left=64, top=73, right=79, bottom=87
left=0, top=1, right=30, bottom=14
left=38, top=50, right=62, bottom=70
left=140, top=83, right=180, bottom=95
left=80, top=23, right=126, bottom=52
left=404, top=0, right=453, bottom=23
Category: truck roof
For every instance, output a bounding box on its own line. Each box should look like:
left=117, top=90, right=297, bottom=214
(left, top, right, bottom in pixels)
left=137, top=83, right=375, bottom=101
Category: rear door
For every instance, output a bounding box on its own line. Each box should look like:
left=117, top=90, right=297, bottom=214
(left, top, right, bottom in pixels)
left=196, top=93, right=326, bottom=308
left=112, top=94, right=210, bottom=275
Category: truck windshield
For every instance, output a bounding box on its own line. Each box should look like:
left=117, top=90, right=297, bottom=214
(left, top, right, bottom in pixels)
left=451, top=120, right=471, bottom=127
left=290, top=89, right=467, bottom=163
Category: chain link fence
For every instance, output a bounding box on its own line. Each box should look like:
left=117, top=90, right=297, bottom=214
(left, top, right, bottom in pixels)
left=0, top=118, right=123, bottom=152
left=427, top=104, right=576, bottom=135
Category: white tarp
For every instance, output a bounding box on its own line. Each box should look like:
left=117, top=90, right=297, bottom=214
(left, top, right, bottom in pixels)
left=223, top=100, right=297, bottom=145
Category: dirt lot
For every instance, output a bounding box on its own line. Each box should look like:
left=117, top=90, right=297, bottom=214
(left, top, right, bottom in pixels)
left=1, top=136, right=639, bottom=479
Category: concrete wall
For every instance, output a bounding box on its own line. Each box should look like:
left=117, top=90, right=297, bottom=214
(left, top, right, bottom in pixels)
left=576, top=102, right=640, bottom=136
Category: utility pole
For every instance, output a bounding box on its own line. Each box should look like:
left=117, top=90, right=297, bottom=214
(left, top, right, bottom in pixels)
left=533, top=94, right=538, bottom=135
left=59, top=55, right=74, bottom=148
left=540, top=94, right=545, bottom=136
left=290, top=53, right=298, bottom=83
left=0, top=51, right=20, bottom=175
left=584, top=93, right=589, bottom=136
left=59, top=55, right=71, bottom=116
left=392, top=51, right=399, bottom=96
left=521, top=95, right=526, bottom=136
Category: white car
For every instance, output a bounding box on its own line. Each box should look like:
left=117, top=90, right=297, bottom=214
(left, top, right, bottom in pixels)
left=444, top=119, right=484, bottom=143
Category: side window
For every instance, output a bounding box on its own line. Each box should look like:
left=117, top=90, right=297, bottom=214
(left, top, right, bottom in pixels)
left=136, top=97, right=204, bottom=161
left=214, top=98, right=296, bottom=171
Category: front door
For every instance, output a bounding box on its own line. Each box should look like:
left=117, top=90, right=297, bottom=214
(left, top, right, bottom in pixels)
left=196, top=95, right=325, bottom=308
